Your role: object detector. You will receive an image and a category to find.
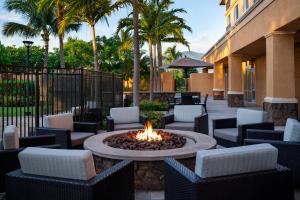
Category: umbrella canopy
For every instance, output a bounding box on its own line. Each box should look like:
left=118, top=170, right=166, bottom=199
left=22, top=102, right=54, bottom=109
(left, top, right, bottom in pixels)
left=165, top=57, right=214, bottom=70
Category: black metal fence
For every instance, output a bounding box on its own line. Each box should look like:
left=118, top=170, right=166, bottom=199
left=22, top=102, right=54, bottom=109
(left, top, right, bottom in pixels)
left=0, top=65, right=123, bottom=137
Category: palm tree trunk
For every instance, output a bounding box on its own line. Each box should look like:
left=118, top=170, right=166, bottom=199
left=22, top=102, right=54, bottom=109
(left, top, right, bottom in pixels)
left=132, top=0, right=140, bottom=106
left=59, top=35, right=65, bottom=68
left=90, top=23, right=100, bottom=71
left=157, top=41, right=163, bottom=91
left=90, top=22, right=100, bottom=108
left=153, top=44, right=157, bottom=92
left=148, top=40, right=154, bottom=101
left=42, top=31, right=49, bottom=68
left=58, top=4, right=65, bottom=68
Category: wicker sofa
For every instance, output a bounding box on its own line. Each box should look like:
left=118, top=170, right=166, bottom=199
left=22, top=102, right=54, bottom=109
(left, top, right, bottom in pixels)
left=0, top=125, right=58, bottom=193
left=36, top=113, right=98, bottom=149
left=162, top=105, right=208, bottom=134
left=5, top=147, right=134, bottom=200
left=164, top=144, right=294, bottom=200
left=106, top=106, right=147, bottom=132
left=245, top=118, right=300, bottom=187
left=212, top=108, right=274, bottom=147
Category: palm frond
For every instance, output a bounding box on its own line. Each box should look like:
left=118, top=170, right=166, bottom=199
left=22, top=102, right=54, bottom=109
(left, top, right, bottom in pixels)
left=2, top=22, right=38, bottom=37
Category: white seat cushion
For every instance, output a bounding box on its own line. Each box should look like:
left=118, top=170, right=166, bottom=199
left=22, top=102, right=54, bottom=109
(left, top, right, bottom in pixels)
left=165, top=122, right=194, bottom=131
left=19, top=147, right=96, bottom=181
left=110, top=107, right=140, bottom=124
left=195, top=144, right=278, bottom=178
left=214, top=128, right=239, bottom=142
left=114, top=123, right=144, bottom=131
left=283, top=118, right=300, bottom=142
left=174, top=105, right=204, bottom=122
left=237, top=109, right=268, bottom=126
left=71, top=132, right=95, bottom=147
left=43, top=113, right=74, bottom=131
left=3, top=125, right=19, bottom=150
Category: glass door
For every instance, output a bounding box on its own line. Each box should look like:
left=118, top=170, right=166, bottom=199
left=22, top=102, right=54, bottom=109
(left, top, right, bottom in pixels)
left=244, top=65, right=256, bottom=103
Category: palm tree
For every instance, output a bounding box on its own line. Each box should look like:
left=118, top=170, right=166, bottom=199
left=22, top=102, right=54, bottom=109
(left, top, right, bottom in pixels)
left=118, top=0, right=191, bottom=99
left=38, top=0, right=80, bottom=68
left=61, top=0, right=121, bottom=71
left=3, top=0, right=56, bottom=68
left=163, top=45, right=182, bottom=64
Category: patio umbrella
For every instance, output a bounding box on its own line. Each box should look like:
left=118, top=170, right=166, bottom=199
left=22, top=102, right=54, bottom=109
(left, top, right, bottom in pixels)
left=165, top=57, right=214, bottom=91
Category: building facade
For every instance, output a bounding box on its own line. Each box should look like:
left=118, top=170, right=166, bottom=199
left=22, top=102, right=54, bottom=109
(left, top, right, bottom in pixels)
left=203, top=0, right=300, bottom=125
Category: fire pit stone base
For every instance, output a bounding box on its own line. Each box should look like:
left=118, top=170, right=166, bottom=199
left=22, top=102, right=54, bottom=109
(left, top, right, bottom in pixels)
left=93, top=155, right=195, bottom=190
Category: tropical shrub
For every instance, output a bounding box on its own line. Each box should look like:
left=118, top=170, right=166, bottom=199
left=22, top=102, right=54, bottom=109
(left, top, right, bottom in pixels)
left=143, top=111, right=164, bottom=129
left=139, top=100, right=169, bottom=111
left=0, top=80, right=35, bottom=96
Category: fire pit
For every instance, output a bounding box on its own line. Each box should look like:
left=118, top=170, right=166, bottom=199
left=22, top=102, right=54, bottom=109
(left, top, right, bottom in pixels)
left=104, top=122, right=186, bottom=150
left=84, top=122, right=216, bottom=190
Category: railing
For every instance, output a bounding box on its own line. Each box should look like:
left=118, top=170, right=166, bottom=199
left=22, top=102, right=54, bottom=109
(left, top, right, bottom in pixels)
left=0, top=65, right=123, bottom=137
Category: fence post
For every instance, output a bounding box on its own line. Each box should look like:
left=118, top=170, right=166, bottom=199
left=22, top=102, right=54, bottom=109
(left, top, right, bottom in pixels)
left=80, top=68, right=84, bottom=121
left=35, top=65, right=40, bottom=129
left=99, top=71, right=103, bottom=115
left=112, top=73, right=115, bottom=108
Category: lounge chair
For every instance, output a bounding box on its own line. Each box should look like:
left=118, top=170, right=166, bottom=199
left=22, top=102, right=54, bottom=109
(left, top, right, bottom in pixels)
left=106, top=106, right=147, bottom=132
left=245, top=118, right=300, bottom=187
left=0, top=125, right=58, bottom=192
left=5, top=147, right=134, bottom=200
left=212, top=108, right=274, bottom=147
left=164, top=144, right=294, bottom=200
left=37, top=113, right=98, bottom=149
left=162, top=105, right=208, bottom=134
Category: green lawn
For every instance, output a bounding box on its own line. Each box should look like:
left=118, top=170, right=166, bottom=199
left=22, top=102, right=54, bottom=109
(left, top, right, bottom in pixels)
left=0, top=106, right=36, bottom=117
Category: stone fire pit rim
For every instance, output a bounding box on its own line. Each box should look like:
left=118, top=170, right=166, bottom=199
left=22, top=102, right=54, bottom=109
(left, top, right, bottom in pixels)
left=84, top=129, right=217, bottom=161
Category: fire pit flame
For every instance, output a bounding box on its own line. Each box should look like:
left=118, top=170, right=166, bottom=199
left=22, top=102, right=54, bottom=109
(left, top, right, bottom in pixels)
left=135, top=121, right=163, bottom=142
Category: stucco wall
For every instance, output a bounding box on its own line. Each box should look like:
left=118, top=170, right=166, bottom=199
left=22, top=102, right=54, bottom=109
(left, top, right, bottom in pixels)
left=295, top=44, right=300, bottom=117
left=189, top=73, right=213, bottom=96
left=203, top=0, right=300, bottom=63
left=255, top=55, right=266, bottom=106
left=161, top=72, right=174, bottom=92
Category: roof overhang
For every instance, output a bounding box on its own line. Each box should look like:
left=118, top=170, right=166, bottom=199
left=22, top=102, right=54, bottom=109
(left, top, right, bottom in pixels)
left=219, top=0, right=226, bottom=5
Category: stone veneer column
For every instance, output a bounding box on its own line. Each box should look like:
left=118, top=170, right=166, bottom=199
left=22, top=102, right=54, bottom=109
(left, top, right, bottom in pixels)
left=228, top=55, right=244, bottom=107
left=264, top=31, right=298, bottom=125
left=213, top=63, right=225, bottom=100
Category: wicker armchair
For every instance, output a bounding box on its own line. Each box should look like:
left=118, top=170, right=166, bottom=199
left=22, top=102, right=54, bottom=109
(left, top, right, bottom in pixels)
left=244, top=118, right=300, bottom=187
left=162, top=105, right=208, bottom=134
left=213, top=109, right=274, bottom=147
left=36, top=113, right=98, bottom=149
left=0, top=135, right=58, bottom=193
left=106, top=106, right=147, bottom=132
left=5, top=148, right=134, bottom=200
left=164, top=149, right=294, bottom=200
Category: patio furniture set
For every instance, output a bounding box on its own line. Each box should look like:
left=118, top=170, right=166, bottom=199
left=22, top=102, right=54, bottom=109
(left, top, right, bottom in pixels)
left=0, top=102, right=299, bottom=199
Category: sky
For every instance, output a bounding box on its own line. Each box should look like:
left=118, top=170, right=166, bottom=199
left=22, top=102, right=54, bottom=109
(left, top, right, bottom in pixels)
left=0, top=0, right=226, bottom=54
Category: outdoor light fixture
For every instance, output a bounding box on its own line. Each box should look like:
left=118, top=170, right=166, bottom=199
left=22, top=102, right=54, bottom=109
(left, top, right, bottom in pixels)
left=23, top=40, right=34, bottom=48
left=23, top=40, right=34, bottom=67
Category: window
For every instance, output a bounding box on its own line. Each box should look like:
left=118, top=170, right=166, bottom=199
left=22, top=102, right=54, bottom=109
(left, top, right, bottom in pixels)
left=226, top=14, right=231, bottom=31
left=244, top=0, right=249, bottom=12
left=234, top=5, right=239, bottom=21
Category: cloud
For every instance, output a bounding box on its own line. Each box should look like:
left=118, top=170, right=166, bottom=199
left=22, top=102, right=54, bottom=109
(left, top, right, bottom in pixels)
left=161, top=30, right=225, bottom=54
left=0, top=10, right=24, bottom=23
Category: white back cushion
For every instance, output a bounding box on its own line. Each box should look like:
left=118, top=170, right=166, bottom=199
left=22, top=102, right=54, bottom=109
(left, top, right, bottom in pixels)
left=237, top=109, right=268, bottom=126
left=110, top=106, right=140, bottom=124
left=19, top=147, right=96, bottom=181
left=283, top=118, right=300, bottom=142
left=195, top=144, right=278, bottom=178
left=3, top=125, right=19, bottom=150
left=174, top=105, right=203, bottom=122
left=43, top=113, right=73, bottom=131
